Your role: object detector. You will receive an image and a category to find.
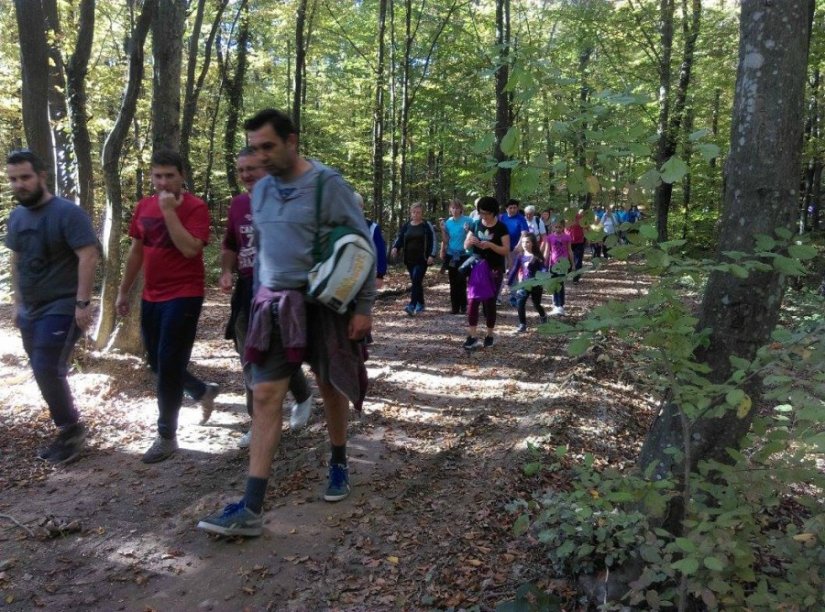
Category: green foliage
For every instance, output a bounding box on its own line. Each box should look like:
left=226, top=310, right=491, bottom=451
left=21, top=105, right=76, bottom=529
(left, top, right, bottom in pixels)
left=511, top=229, right=825, bottom=608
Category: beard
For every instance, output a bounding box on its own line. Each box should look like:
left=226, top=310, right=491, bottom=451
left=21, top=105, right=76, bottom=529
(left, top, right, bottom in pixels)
left=15, top=185, right=45, bottom=208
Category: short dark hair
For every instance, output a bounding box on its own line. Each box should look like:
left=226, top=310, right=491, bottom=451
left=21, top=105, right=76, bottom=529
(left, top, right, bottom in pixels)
left=476, top=196, right=499, bottom=216
left=507, top=198, right=520, bottom=207
left=151, top=149, right=184, bottom=174
left=6, top=149, right=46, bottom=173
left=237, top=146, right=256, bottom=158
left=243, top=108, right=297, bottom=140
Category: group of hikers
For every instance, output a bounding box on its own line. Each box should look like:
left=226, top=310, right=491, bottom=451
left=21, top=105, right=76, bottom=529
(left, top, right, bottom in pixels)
left=5, top=106, right=641, bottom=538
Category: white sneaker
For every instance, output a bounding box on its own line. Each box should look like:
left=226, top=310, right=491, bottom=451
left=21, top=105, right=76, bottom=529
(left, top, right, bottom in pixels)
left=290, top=396, right=313, bottom=430
left=238, top=430, right=252, bottom=448
left=550, top=306, right=563, bottom=316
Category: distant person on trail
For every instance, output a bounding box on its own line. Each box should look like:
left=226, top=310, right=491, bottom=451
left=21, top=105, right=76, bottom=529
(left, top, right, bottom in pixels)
left=440, top=199, right=473, bottom=315
left=5, top=149, right=98, bottom=465
left=219, top=147, right=314, bottom=448
left=390, top=202, right=437, bottom=316
left=507, top=233, right=547, bottom=333
left=523, top=205, right=547, bottom=246
left=566, top=210, right=587, bottom=282
left=356, top=193, right=387, bottom=291
left=543, top=217, right=574, bottom=316
left=197, top=108, right=375, bottom=538
left=463, top=196, right=509, bottom=350
left=598, top=205, right=620, bottom=258
left=116, top=149, right=219, bottom=464
left=498, top=198, right=529, bottom=265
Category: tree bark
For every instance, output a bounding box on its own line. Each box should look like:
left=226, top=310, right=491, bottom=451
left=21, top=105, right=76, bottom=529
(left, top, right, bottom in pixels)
left=95, top=0, right=155, bottom=350
left=371, top=0, right=388, bottom=224
left=493, top=0, right=512, bottom=207
left=639, top=0, right=814, bottom=531
left=14, top=0, right=54, bottom=191
left=293, top=0, right=310, bottom=135
left=64, top=0, right=96, bottom=216
left=222, top=0, right=249, bottom=196
left=151, top=0, right=186, bottom=153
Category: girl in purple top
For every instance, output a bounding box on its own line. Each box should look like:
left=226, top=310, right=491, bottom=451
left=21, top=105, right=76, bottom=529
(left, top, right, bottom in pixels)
left=542, top=218, right=573, bottom=316
left=507, top=233, right=547, bottom=332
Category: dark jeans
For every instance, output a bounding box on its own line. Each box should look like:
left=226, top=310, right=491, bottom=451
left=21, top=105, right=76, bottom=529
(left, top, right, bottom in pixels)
left=516, top=287, right=547, bottom=325
left=19, top=314, right=81, bottom=428
left=446, top=256, right=468, bottom=313
left=141, top=297, right=206, bottom=439
left=406, top=262, right=428, bottom=307
left=231, top=284, right=311, bottom=417
left=468, top=267, right=504, bottom=329
left=551, top=272, right=566, bottom=307
left=572, top=242, right=585, bottom=277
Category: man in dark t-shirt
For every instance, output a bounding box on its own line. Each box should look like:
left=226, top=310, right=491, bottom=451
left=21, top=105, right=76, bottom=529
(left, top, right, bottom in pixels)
left=5, top=150, right=98, bottom=464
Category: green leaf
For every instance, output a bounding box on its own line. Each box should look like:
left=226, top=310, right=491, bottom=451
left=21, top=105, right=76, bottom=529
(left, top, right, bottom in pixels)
left=754, top=234, right=776, bottom=251
left=696, top=143, right=720, bottom=162
left=660, top=156, right=689, bottom=184
left=568, top=336, right=591, bottom=357
left=775, top=227, right=793, bottom=240
left=671, top=557, right=699, bottom=575
left=639, top=224, right=658, bottom=240
left=689, top=128, right=712, bottom=141
left=788, top=243, right=818, bottom=260
left=703, top=557, right=725, bottom=571
left=773, top=255, right=806, bottom=276
left=675, top=537, right=696, bottom=553
left=726, top=388, right=745, bottom=406
left=523, top=462, right=541, bottom=476
left=512, top=514, right=530, bottom=537
left=471, top=132, right=495, bottom=155
left=500, top=126, right=520, bottom=156
left=638, top=168, right=661, bottom=190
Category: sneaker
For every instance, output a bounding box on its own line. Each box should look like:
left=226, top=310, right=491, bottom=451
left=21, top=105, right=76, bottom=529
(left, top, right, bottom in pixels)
left=38, top=423, right=86, bottom=465
left=556, top=306, right=566, bottom=316
left=483, top=335, right=495, bottom=348
left=199, top=383, right=220, bottom=424
left=550, top=306, right=563, bottom=316
left=197, top=501, right=263, bottom=537
left=324, top=463, right=351, bottom=502
left=141, top=435, right=178, bottom=464
left=290, top=395, right=313, bottom=431
left=414, top=303, right=425, bottom=314
left=403, top=304, right=415, bottom=316
left=516, top=324, right=527, bottom=333
left=462, top=336, right=480, bottom=350
left=237, top=430, right=252, bottom=448
left=539, top=315, right=548, bottom=324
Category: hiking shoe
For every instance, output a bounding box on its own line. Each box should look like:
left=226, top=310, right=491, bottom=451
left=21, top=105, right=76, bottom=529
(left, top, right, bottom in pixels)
left=414, top=303, right=425, bottom=314
left=550, top=306, right=563, bottom=317
left=199, top=383, right=220, bottom=424
left=38, top=423, right=86, bottom=465
left=237, top=430, right=252, bottom=448
left=197, top=501, right=263, bottom=537
left=403, top=304, right=415, bottom=316
left=483, top=335, right=495, bottom=348
left=539, top=315, right=548, bottom=325
left=290, top=395, right=313, bottom=431
left=516, top=324, right=527, bottom=333
left=463, top=336, right=480, bottom=350
left=141, top=435, right=178, bottom=464
left=324, top=463, right=351, bottom=502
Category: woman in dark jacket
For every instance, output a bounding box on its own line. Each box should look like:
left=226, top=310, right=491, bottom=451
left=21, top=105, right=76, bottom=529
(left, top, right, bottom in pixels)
left=390, top=202, right=437, bottom=315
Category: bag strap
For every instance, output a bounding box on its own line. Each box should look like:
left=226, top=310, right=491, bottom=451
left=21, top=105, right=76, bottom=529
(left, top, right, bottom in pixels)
left=312, top=170, right=325, bottom=263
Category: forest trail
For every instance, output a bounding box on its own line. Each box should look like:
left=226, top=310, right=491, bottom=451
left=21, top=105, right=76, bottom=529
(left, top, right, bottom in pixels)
left=0, top=258, right=655, bottom=611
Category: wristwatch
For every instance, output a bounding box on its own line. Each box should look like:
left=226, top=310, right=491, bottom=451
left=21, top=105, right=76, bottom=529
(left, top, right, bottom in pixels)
left=76, top=299, right=91, bottom=309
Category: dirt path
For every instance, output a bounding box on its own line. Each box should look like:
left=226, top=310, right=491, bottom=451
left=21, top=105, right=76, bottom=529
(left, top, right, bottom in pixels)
left=0, top=259, right=654, bottom=611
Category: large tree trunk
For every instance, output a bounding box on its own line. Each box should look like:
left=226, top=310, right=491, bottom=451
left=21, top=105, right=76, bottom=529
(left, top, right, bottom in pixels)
left=95, top=0, right=155, bottom=350
left=371, top=0, right=388, bottom=224
left=222, top=0, right=250, bottom=196
left=14, top=0, right=54, bottom=191
left=639, top=0, right=814, bottom=531
left=493, top=0, right=512, bottom=206
left=293, top=0, right=310, bottom=135
left=64, top=0, right=96, bottom=216
left=151, top=0, right=186, bottom=153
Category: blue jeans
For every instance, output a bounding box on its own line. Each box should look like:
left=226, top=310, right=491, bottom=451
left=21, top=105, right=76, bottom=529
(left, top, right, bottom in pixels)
left=406, top=263, right=428, bottom=306
left=141, top=297, right=205, bottom=439
left=19, top=314, right=81, bottom=427
left=551, top=272, right=566, bottom=307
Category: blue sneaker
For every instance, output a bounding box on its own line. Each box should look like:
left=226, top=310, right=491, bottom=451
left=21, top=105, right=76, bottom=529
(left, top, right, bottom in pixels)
left=197, top=501, right=263, bottom=537
left=414, top=303, right=425, bottom=313
left=403, top=304, right=415, bottom=316
left=324, top=464, right=351, bottom=502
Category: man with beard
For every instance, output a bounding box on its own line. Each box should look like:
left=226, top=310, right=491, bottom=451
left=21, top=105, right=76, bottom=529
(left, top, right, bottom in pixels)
left=5, top=150, right=98, bottom=464
left=198, top=108, right=375, bottom=537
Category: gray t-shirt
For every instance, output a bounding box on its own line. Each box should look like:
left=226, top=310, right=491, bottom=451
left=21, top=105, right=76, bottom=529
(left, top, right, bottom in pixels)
left=251, top=160, right=376, bottom=316
left=5, top=196, right=97, bottom=319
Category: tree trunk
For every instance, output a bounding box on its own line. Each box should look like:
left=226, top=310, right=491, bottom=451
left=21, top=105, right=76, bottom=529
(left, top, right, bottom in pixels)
left=371, top=0, right=388, bottom=224
left=639, top=0, right=814, bottom=531
left=151, top=0, right=186, bottom=153
left=493, top=0, right=512, bottom=206
left=95, top=0, right=155, bottom=351
left=222, top=0, right=250, bottom=196
left=64, top=0, right=96, bottom=216
left=14, top=0, right=54, bottom=191
left=293, top=0, right=310, bottom=134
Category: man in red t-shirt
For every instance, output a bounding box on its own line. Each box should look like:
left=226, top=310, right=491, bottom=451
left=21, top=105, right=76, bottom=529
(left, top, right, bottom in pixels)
left=116, top=149, right=218, bottom=463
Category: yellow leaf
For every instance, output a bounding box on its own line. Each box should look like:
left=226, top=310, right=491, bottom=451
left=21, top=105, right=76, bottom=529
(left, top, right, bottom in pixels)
left=736, top=394, right=752, bottom=419
left=386, top=556, right=400, bottom=565
left=589, top=489, right=600, bottom=499
left=793, top=533, right=816, bottom=543
left=467, top=559, right=482, bottom=567
left=586, top=176, right=601, bottom=194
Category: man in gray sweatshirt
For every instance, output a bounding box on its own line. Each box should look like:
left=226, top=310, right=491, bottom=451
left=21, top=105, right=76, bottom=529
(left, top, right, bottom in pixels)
left=198, top=108, right=375, bottom=537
